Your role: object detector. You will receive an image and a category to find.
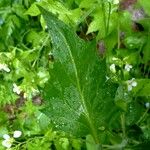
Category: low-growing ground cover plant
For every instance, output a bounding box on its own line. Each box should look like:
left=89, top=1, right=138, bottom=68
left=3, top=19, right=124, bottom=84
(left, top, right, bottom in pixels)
left=0, top=0, right=150, bottom=149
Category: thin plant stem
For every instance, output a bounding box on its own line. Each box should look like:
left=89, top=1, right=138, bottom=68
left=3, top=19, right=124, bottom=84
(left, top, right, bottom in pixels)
left=121, top=113, right=126, bottom=139
left=101, top=0, right=107, bottom=36
left=137, top=108, right=149, bottom=125
left=106, top=2, right=111, bottom=35
left=117, top=16, right=120, bottom=49
left=32, top=34, right=49, bottom=68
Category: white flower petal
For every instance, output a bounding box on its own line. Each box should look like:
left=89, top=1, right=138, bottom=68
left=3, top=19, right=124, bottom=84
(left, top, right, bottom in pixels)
left=13, top=130, right=22, bottom=138
left=127, top=68, right=130, bottom=71
left=2, top=140, right=12, bottom=148
left=3, top=134, right=10, bottom=140
left=145, top=102, right=150, bottom=108
left=110, top=64, right=116, bottom=73
left=13, top=83, right=21, bottom=95
left=131, top=81, right=137, bottom=87
left=4, top=67, right=10, bottom=72
left=128, top=85, right=132, bottom=91
left=125, top=64, right=132, bottom=72
left=0, top=64, right=10, bottom=72
left=127, top=78, right=137, bottom=91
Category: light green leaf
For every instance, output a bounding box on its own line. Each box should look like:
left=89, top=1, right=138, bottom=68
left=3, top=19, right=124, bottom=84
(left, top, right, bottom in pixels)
left=119, top=11, right=132, bottom=34
left=25, top=30, right=42, bottom=47
left=38, top=6, right=118, bottom=143
left=63, top=8, right=82, bottom=25
left=87, top=6, right=118, bottom=38
left=87, top=13, right=104, bottom=34
left=40, top=15, right=47, bottom=30
left=13, top=58, right=27, bottom=78
left=25, top=2, right=40, bottom=16
left=12, top=4, right=28, bottom=20
left=124, top=35, right=146, bottom=50
left=37, top=67, right=50, bottom=88
left=79, top=0, right=97, bottom=9
left=86, top=135, right=102, bottom=150
left=133, top=79, right=150, bottom=96
left=87, top=8, right=105, bottom=36
left=0, top=82, right=18, bottom=106
left=138, top=0, right=150, bottom=16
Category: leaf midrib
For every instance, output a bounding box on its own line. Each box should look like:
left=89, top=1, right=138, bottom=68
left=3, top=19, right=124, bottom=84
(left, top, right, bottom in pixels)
left=56, top=31, right=99, bottom=143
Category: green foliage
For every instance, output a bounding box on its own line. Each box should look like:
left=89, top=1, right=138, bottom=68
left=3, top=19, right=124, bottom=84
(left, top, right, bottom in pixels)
left=25, top=0, right=82, bottom=27
left=0, top=0, right=150, bottom=149
left=138, top=0, right=150, bottom=16
left=86, top=135, right=101, bottom=150
left=0, top=0, right=52, bottom=105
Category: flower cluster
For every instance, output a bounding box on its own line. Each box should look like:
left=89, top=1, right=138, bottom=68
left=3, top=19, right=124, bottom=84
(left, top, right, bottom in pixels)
left=127, top=78, right=137, bottom=91
left=109, top=63, right=133, bottom=73
left=2, top=131, right=22, bottom=148
left=109, top=63, right=137, bottom=91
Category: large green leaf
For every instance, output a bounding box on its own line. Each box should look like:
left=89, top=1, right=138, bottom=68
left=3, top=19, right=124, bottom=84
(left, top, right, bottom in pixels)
left=38, top=6, right=118, bottom=143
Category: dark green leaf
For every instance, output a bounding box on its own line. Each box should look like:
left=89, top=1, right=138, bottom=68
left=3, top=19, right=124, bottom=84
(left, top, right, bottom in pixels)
left=38, top=6, right=118, bottom=143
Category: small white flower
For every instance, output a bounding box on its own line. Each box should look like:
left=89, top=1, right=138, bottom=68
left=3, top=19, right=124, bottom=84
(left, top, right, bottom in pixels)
left=2, top=139, right=12, bottom=148
left=0, top=63, right=10, bottom=72
left=127, top=78, right=137, bottom=91
left=13, top=83, right=21, bottom=95
left=145, top=102, right=150, bottom=108
left=13, top=131, right=22, bottom=138
left=2, top=134, right=13, bottom=148
left=3, top=134, right=10, bottom=140
left=125, top=64, right=132, bottom=72
left=110, top=64, right=116, bottom=73
left=2, top=131, right=22, bottom=148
